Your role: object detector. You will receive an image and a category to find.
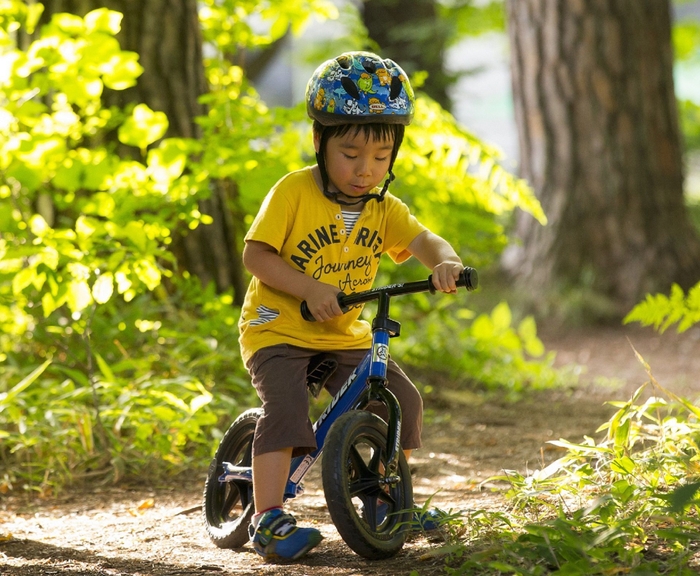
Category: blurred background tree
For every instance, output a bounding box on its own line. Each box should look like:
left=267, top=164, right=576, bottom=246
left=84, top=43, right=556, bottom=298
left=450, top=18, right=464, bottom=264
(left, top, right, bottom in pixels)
left=38, top=0, right=247, bottom=302
left=503, top=0, right=700, bottom=318
left=361, top=0, right=453, bottom=110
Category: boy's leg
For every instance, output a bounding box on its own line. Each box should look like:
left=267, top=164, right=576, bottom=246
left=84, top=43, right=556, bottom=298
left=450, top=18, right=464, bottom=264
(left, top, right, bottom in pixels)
left=252, top=447, right=293, bottom=512
left=245, top=345, right=323, bottom=560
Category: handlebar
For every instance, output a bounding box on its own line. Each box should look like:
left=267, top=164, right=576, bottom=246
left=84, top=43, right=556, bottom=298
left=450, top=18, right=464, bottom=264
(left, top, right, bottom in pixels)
left=300, top=266, right=478, bottom=322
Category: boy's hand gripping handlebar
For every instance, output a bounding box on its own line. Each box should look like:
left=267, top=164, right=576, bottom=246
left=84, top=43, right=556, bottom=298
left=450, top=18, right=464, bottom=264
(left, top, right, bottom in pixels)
left=300, top=266, right=478, bottom=322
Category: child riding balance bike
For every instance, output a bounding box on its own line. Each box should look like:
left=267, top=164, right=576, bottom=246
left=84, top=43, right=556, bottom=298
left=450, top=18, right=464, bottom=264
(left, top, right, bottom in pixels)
left=202, top=50, right=477, bottom=562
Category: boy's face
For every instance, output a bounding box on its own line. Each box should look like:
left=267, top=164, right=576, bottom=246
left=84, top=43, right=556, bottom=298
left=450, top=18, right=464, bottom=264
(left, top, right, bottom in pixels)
left=315, top=129, right=394, bottom=199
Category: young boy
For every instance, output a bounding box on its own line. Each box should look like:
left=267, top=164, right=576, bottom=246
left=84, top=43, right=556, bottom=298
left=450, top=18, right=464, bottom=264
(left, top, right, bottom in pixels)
left=239, top=51, right=465, bottom=561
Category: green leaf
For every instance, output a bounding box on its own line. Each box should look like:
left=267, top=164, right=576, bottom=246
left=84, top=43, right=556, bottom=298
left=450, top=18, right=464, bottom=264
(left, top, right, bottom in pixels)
left=518, top=316, right=545, bottom=357
left=95, top=352, right=116, bottom=383
left=102, top=51, right=143, bottom=90
left=12, top=267, right=36, bottom=294
left=491, top=301, right=512, bottom=332
left=84, top=8, right=122, bottom=35
left=121, top=221, right=148, bottom=251
left=190, top=391, right=213, bottom=413
left=147, top=139, right=188, bottom=184
left=665, top=480, right=700, bottom=513
left=92, top=272, right=114, bottom=304
left=118, top=104, right=168, bottom=149
left=134, top=259, right=161, bottom=291
left=50, top=13, right=85, bottom=34
left=0, top=360, right=51, bottom=407
left=67, top=279, right=92, bottom=313
left=610, top=456, right=636, bottom=475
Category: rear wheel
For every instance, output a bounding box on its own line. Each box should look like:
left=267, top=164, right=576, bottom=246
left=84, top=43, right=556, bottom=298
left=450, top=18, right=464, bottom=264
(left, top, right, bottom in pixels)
left=202, top=408, right=261, bottom=548
left=322, top=411, right=413, bottom=559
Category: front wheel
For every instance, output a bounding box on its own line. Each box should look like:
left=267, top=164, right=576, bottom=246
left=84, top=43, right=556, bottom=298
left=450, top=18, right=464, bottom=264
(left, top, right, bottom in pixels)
left=202, top=408, right=261, bottom=548
left=322, top=411, right=413, bottom=559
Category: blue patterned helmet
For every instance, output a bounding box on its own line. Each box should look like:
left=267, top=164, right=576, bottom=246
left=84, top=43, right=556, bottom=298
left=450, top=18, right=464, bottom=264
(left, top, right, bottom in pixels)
left=306, top=51, right=415, bottom=126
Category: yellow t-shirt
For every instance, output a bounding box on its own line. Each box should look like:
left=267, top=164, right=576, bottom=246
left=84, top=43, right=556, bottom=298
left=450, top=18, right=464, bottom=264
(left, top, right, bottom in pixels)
left=238, top=166, right=427, bottom=364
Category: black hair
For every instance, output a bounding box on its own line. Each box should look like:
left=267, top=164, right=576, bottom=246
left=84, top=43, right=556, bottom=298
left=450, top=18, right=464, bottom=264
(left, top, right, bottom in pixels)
left=312, top=120, right=405, bottom=205
left=313, top=120, right=405, bottom=146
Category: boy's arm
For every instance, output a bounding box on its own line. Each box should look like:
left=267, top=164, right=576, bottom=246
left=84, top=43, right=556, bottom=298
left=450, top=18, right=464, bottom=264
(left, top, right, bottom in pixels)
left=242, top=240, right=344, bottom=322
left=407, top=230, right=464, bottom=294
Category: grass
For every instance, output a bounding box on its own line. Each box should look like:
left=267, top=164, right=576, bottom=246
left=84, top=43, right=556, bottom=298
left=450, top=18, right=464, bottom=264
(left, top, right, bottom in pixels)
left=421, top=349, right=700, bottom=575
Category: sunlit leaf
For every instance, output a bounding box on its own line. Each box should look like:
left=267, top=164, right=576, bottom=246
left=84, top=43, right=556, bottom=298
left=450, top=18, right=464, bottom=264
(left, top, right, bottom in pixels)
left=84, top=8, right=122, bottom=35
left=67, top=279, right=92, bottom=312
left=0, top=360, right=50, bottom=408
left=92, top=272, right=114, bottom=304
left=118, top=104, right=168, bottom=149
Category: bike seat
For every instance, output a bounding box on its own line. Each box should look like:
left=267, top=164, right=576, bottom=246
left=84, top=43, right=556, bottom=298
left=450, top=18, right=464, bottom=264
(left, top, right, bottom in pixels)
left=306, top=353, right=338, bottom=398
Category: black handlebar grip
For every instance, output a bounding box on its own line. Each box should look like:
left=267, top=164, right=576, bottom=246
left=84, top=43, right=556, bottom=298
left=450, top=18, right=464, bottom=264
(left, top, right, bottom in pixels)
left=461, top=266, right=479, bottom=291
left=300, top=300, right=316, bottom=322
left=300, top=293, right=348, bottom=322
left=428, top=266, right=479, bottom=293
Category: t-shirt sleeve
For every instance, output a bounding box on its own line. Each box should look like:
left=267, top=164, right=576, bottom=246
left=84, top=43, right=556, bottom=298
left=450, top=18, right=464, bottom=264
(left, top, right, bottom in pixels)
left=383, top=195, right=428, bottom=263
left=244, top=185, right=294, bottom=253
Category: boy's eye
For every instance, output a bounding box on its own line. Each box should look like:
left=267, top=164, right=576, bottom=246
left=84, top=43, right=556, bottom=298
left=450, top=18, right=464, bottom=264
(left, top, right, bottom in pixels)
left=343, top=153, right=357, bottom=160
left=376, top=156, right=389, bottom=162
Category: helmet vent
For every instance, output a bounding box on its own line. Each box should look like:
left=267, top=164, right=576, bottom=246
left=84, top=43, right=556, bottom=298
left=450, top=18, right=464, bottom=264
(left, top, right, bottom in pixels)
left=362, top=60, right=377, bottom=74
left=336, top=55, right=352, bottom=69
left=341, top=77, right=361, bottom=100
left=390, top=76, right=403, bottom=100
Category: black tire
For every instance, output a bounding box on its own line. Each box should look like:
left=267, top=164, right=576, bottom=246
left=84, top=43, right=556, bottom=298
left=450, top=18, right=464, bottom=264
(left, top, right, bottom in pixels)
left=322, top=411, right=413, bottom=559
left=202, top=408, right=261, bottom=549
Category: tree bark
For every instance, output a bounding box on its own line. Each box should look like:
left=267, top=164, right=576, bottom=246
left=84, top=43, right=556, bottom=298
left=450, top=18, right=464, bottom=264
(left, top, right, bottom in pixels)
left=505, top=0, right=700, bottom=315
left=39, top=0, right=247, bottom=303
left=362, top=0, right=453, bottom=111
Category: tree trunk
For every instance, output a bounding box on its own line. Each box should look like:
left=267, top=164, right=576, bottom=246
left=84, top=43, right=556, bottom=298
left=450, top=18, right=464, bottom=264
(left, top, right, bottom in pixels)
left=505, top=0, right=700, bottom=316
left=362, top=0, right=453, bottom=111
left=39, top=0, right=247, bottom=304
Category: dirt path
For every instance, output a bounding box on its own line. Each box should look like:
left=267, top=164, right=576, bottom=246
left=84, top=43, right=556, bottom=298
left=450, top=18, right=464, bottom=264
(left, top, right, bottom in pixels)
left=1, top=324, right=699, bottom=576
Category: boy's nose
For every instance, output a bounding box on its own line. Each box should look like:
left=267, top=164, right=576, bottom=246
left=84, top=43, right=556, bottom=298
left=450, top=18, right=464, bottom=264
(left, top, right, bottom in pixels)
left=356, top=158, right=371, bottom=177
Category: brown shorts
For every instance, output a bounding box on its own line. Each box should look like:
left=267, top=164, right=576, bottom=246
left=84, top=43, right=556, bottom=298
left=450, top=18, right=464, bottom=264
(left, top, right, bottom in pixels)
left=245, top=344, right=423, bottom=458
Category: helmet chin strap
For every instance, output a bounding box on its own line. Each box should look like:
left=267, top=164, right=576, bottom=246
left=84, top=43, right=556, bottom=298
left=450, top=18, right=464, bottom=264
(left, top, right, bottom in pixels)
left=315, top=129, right=397, bottom=206
left=321, top=170, right=395, bottom=206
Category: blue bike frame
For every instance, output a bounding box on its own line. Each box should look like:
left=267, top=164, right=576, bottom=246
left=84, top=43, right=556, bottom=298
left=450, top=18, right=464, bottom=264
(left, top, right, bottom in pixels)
left=285, top=309, right=399, bottom=499
left=218, top=295, right=401, bottom=501
left=217, top=268, right=478, bottom=501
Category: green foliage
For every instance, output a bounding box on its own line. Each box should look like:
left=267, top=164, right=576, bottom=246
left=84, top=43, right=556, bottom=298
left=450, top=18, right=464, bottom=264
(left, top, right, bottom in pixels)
left=199, top=0, right=338, bottom=49
left=397, top=97, right=546, bottom=269
left=439, top=369, right=700, bottom=574
left=674, top=12, right=700, bottom=154
left=624, top=282, right=700, bottom=333
left=439, top=0, right=505, bottom=42
left=673, top=19, right=700, bottom=62
left=0, top=274, right=255, bottom=492
left=393, top=298, right=572, bottom=395
left=679, top=99, right=700, bottom=153
left=0, top=0, right=553, bottom=493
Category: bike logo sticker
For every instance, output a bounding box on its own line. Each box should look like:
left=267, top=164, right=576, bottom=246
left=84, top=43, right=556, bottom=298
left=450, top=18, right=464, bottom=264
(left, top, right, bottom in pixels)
left=290, top=455, right=314, bottom=484
left=372, top=343, right=388, bottom=364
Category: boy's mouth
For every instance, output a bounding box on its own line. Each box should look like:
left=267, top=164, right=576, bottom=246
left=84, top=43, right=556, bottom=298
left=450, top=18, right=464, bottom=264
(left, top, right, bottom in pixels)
left=349, top=184, right=370, bottom=194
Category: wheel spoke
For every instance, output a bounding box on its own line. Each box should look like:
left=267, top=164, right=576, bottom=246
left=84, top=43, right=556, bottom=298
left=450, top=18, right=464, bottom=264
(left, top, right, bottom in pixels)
left=368, top=444, right=385, bottom=474
left=221, top=483, right=243, bottom=518
left=348, top=443, right=371, bottom=476
left=359, top=495, right=380, bottom=529
left=347, top=442, right=384, bottom=498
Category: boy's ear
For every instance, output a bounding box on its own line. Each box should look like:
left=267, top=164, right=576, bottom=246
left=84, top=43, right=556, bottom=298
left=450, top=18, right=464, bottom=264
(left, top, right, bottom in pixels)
left=313, top=130, right=321, bottom=153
